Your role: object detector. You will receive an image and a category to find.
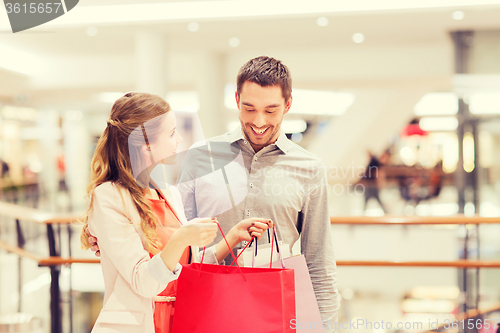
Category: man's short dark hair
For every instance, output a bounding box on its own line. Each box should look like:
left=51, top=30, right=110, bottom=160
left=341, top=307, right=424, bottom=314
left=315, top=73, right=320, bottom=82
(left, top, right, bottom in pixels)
left=236, top=56, right=292, bottom=102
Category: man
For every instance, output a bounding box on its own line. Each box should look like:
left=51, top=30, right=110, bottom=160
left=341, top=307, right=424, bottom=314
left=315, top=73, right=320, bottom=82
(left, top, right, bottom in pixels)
left=176, top=56, right=339, bottom=330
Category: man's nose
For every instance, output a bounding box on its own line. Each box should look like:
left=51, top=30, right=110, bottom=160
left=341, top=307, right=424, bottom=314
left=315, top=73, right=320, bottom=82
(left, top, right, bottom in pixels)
left=253, top=113, right=266, bottom=128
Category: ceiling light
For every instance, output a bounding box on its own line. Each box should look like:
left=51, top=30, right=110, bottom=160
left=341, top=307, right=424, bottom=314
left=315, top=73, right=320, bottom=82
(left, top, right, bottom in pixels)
left=291, top=89, right=355, bottom=115
left=352, top=33, right=365, bottom=43
left=414, top=93, right=458, bottom=115
left=86, top=26, right=98, bottom=36
left=419, top=117, right=459, bottom=131
left=452, top=10, right=465, bottom=20
left=316, top=16, right=328, bottom=27
left=282, top=120, right=307, bottom=134
left=187, top=22, right=199, bottom=32
left=229, top=37, right=240, bottom=47
left=469, top=92, right=500, bottom=114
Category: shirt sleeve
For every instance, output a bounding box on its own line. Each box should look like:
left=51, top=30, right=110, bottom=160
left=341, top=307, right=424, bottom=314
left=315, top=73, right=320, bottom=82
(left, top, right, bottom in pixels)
left=197, top=245, right=218, bottom=265
left=89, top=183, right=179, bottom=298
left=300, top=162, right=340, bottom=332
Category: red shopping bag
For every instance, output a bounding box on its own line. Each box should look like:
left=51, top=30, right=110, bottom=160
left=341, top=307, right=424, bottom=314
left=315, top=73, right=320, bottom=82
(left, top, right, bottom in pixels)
left=172, top=223, right=296, bottom=333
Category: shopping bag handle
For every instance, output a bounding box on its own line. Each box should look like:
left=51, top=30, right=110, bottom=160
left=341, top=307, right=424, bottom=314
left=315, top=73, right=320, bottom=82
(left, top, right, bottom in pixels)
left=229, top=236, right=257, bottom=267
left=229, top=224, right=285, bottom=269
left=200, top=220, right=246, bottom=281
left=269, top=224, right=285, bottom=268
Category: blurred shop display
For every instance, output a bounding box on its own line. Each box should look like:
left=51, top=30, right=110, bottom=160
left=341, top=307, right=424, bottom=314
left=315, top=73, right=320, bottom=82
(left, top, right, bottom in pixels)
left=402, top=286, right=460, bottom=315
left=0, top=313, right=43, bottom=333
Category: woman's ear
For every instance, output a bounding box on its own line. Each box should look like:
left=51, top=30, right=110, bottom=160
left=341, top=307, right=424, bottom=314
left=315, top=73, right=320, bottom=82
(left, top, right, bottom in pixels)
left=140, top=144, right=151, bottom=157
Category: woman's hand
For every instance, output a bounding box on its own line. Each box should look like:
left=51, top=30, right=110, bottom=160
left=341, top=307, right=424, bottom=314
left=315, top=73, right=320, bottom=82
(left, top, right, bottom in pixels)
left=171, top=218, right=218, bottom=248
left=229, top=218, right=273, bottom=243
left=85, top=227, right=101, bottom=257
left=161, top=217, right=218, bottom=271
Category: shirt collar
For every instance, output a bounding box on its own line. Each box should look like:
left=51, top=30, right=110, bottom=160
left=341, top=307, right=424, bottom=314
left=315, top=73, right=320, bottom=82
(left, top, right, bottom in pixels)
left=228, top=126, right=291, bottom=154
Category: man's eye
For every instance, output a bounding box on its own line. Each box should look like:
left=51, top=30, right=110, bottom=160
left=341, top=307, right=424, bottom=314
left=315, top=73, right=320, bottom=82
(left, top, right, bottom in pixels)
left=266, top=110, right=275, bottom=114
left=246, top=109, right=255, bottom=112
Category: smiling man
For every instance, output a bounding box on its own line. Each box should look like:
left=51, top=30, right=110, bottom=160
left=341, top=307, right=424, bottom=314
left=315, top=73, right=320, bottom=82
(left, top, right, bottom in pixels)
left=176, top=56, right=339, bottom=331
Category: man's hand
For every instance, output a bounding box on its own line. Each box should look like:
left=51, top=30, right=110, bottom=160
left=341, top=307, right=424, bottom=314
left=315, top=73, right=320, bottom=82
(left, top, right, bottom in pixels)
left=231, top=218, right=273, bottom=243
left=86, top=227, right=100, bottom=257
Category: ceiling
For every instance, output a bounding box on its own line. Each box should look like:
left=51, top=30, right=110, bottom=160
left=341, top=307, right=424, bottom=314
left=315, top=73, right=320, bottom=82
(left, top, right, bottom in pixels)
left=1, top=2, right=500, bottom=56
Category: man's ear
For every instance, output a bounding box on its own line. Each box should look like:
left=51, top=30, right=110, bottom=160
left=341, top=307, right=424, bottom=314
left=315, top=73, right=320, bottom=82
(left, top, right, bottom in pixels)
left=235, top=91, right=240, bottom=109
left=284, top=95, right=293, bottom=115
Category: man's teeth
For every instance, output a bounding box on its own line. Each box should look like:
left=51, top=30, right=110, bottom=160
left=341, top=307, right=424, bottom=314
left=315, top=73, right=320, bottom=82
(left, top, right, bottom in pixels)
left=252, top=127, right=267, bottom=134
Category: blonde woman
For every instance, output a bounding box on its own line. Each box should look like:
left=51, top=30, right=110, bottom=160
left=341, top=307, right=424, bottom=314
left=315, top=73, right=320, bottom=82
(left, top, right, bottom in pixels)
left=81, top=92, right=271, bottom=333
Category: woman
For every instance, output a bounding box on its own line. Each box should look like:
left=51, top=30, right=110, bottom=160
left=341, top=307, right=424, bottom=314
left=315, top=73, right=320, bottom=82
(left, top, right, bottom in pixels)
left=80, top=92, right=271, bottom=333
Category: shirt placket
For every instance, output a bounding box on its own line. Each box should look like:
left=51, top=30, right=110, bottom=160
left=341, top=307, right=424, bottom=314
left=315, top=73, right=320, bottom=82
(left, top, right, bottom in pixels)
left=244, top=152, right=260, bottom=221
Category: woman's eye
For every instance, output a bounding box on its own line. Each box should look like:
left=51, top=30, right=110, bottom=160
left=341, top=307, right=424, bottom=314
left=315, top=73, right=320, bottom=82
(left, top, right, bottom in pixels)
left=170, top=130, right=175, bottom=137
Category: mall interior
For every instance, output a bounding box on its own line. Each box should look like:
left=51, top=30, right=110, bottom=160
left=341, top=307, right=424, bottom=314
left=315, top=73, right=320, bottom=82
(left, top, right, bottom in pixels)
left=1, top=1, right=500, bottom=332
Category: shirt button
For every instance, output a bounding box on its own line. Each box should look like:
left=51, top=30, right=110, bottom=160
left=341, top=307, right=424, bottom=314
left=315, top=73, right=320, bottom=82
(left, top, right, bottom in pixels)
left=250, top=183, right=253, bottom=188
left=246, top=210, right=250, bottom=216
left=253, top=156, right=258, bottom=161
left=244, top=140, right=248, bottom=144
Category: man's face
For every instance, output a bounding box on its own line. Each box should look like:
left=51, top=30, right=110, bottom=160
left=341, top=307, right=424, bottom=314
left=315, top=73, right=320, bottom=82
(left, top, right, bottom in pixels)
left=236, top=81, right=292, bottom=152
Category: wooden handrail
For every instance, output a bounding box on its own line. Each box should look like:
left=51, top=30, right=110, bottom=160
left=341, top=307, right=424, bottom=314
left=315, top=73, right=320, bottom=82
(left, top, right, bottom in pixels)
left=337, top=260, right=500, bottom=268
left=456, top=301, right=500, bottom=320
left=331, top=215, right=500, bottom=225
left=0, top=241, right=99, bottom=267
left=0, top=201, right=80, bottom=224
left=425, top=302, right=500, bottom=332
left=0, top=240, right=42, bottom=262
left=39, top=257, right=100, bottom=266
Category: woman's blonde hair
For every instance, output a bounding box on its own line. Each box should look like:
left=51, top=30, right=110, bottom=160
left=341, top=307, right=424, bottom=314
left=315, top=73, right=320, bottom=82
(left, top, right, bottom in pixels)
left=80, top=92, right=171, bottom=255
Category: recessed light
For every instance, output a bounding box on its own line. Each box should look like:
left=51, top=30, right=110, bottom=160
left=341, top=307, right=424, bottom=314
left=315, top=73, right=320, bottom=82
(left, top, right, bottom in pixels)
left=316, top=16, right=328, bottom=27
left=419, top=117, right=459, bottom=131
left=187, top=22, right=199, bottom=32
left=352, top=33, right=365, bottom=43
left=86, top=26, right=98, bottom=36
left=229, top=37, right=240, bottom=48
left=452, top=10, right=465, bottom=20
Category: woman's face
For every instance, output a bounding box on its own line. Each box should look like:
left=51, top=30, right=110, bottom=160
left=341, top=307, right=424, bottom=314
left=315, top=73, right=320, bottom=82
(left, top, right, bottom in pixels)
left=147, top=111, right=183, bottom=165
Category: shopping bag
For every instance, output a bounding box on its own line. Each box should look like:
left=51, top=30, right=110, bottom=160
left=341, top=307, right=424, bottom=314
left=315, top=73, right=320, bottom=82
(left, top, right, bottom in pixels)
left=243, top=229, right=324, bottom=332
left=264, top=255, right=325, bottom=332
left=172, top=223, right=296, bottom=333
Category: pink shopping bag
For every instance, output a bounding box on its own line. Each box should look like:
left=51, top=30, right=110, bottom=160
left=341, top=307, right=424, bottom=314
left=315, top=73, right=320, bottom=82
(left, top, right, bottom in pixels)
left=264, top=255, right=325, bottom=332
